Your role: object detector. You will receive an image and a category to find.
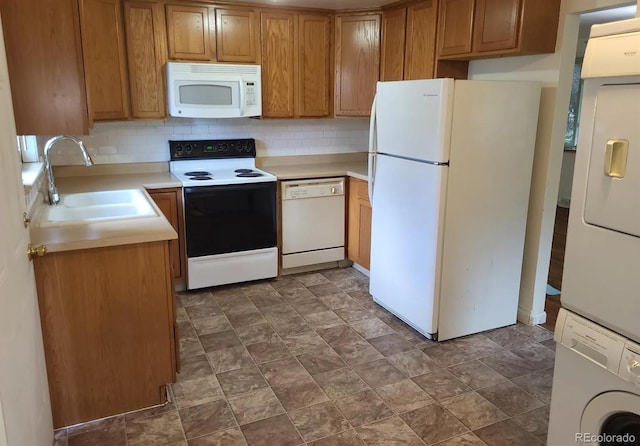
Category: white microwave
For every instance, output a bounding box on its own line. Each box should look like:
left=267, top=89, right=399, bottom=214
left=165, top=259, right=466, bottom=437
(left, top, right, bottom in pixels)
left=166, top=62, right=262, bottom=119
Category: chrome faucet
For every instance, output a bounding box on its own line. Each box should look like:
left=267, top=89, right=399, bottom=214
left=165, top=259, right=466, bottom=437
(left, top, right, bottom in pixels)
left=43, top=135, right=94, bottom=205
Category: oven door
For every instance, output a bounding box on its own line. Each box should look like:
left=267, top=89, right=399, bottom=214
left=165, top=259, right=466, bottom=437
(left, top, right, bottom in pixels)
left=184, top=182, right=277, bottom=258
left=169, top=79, right=242, bottom=118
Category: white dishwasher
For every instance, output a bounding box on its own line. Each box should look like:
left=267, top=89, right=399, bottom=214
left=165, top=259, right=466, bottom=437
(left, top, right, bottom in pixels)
left=281, top=177, right=345, bottom=269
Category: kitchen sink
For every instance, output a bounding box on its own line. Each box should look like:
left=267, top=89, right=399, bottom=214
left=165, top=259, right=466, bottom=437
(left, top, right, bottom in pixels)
left=61, top=189, right=145, bottom=208
left=39, top=189, right=157, bottom=226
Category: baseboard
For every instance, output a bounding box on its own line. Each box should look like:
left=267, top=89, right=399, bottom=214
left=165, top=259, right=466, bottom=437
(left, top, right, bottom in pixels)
left=351, top=262, right=370, bottom=277
left=517, top=307, right=547, bottom=325
left=280, top=261, right=341, bottom=276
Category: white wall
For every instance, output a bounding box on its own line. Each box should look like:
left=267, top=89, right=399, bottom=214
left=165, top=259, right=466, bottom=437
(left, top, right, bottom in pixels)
left=38, top=117, right=369, bottom=166
left=468, top=0, right=637, bottom=324
left=557, top=150, right=576, bottom=207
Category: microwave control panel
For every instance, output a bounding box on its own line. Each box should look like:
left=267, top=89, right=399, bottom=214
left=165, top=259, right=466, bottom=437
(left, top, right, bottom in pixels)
left=245, top=82, right=257, bottom=106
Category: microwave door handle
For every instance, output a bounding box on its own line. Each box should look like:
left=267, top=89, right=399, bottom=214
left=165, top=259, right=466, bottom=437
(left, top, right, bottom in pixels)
left=238, top=79, right=245, bottom=117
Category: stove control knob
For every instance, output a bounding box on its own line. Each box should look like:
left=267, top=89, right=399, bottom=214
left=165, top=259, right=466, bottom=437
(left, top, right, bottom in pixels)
left=175, top=144, right=183, bottom=153
left=185, top=144, right=193, bottom=154
left=220, top=143, right=228, bottom=152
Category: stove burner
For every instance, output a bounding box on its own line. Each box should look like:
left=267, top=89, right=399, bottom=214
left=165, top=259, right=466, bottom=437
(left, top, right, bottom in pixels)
left=191, top=176, right=213, bottom=181
left=234, top=169, right=254, bottom=174
left=185, top=171, right=212, bottom=176
left=237, top=172, right=264, bottom=178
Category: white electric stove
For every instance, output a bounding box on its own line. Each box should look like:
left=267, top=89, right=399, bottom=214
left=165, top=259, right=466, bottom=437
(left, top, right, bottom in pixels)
left=169, top=139, right=278, bottom=290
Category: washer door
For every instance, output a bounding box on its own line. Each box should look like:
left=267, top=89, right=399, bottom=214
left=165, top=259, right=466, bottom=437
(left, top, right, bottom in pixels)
left=580, top=392, right=640, bottom=445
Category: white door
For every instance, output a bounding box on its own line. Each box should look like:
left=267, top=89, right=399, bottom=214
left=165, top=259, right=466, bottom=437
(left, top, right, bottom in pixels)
left=584, top=83, right=640, bottom=237
left=369, top=154, right=448, bottom=337
left=375, top=79, right=453, bottom=163
left=0, top=21, right=53, bottom=446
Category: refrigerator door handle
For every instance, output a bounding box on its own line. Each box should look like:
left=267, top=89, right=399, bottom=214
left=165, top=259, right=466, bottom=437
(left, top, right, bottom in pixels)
left=368, top=95, right=377, bottom=204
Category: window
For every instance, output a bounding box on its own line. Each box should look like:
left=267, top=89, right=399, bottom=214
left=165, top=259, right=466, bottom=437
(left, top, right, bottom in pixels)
left=564, top=60, right=583, bottom=150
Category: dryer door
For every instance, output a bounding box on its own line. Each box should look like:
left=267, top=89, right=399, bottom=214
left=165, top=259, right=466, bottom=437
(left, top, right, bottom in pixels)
left=580, top=392, right=640, bottom=445
left=584, top=83, right=640, bottom=237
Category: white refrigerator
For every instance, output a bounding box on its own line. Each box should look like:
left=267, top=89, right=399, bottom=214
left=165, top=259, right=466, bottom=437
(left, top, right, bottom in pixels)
left=368, top=78, right=541, bottom=341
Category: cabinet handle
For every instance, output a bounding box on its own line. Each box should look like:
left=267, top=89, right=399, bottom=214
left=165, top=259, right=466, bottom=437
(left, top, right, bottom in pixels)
left=27, top=244, right=47, bottom=260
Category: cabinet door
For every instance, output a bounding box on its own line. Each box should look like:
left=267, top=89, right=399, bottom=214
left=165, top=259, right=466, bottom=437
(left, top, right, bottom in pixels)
left=347, top=177, right=372, bottom=269
left=335, top=14, right=381, bottom=117
left=149, top=189, right=185, bottom=282
left=298, top=14, right=331, bottom=117
left=79, top=0, right=130, bottom=121
left=437, top=0, right=474, bottom=57
left=380, top=8, right=406, bottom=82
left=404, top=0, right=437, bottom=80
left=124, top=1, right=168, bottom=119
left=473, top=0, right=521, bottom=53
left=166, top=4, right=215, bottom=61
left=34, top=242, right=175, bottom=428
left=215, top=8, right=259, bottom=63
left=261, top=12, right=296, bottom=118
left=0, top=0, right=89, bottom=135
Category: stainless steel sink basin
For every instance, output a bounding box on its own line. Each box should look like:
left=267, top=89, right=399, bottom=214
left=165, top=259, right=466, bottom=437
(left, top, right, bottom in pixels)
left=39, top=189, right=157, bottom=226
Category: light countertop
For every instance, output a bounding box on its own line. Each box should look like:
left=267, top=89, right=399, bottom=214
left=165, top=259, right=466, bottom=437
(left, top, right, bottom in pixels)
left=28, top=154, right=369, bottom=253
left=29, top=168, right=180, bottom=253
left=258, top=152, right=368, bottom=181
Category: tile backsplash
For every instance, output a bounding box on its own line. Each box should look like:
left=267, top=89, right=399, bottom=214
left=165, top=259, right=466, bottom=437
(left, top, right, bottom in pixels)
left=36, top=117, right=370, bottom=166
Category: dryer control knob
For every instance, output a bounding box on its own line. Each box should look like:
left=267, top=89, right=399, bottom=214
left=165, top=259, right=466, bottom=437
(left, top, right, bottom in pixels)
left=627, top=360, right=640, bottom=384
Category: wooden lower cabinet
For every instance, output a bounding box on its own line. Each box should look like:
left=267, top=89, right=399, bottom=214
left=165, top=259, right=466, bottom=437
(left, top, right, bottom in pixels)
left=34, top=241, right=177, bottom=428
left=148, top=188, right=186, bottom=282
left=347, top=177, right=372, bottom=270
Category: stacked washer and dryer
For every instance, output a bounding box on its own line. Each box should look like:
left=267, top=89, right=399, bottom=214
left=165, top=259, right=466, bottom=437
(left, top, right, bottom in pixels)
left=547, top=18, right=640, bottom=446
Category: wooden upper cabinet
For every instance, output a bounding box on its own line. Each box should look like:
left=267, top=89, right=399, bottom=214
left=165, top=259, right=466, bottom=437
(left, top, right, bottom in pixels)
left=79, top=0, right=130, bottom=122
left=380, top=8, right=406, bottom=82
left=438, top=0, right=560, bottom=59
left=500, top=0, right=560, bottom=56
left=124, top=1, right=168, bottom=119
left=215, top=8, right=259, bottom=63
left=166, top=4, right=215, bottom=61
left=473, top=0, right=520, bottom=53
left=0, top=0, right=89, bottom=135
left=335, top=14, right=381, bottom=117
left=437, top=0, right=475, bottom=57
left=297, top=14, right=332, bottom=117
left=261, top=12, right=296, bottom=118
left=404, top=0, right=438, bottom=80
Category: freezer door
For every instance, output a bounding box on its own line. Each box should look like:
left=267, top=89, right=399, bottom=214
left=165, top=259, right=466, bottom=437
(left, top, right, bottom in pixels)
left=369, top=154, right=447, bottom=337
left=376, top=79, right=454, bottom=163
left=584, top=83, right=640, bottom=237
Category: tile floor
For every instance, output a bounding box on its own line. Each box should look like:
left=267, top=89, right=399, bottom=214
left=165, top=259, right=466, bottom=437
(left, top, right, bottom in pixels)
left=54, top=267, right=556, bottom=446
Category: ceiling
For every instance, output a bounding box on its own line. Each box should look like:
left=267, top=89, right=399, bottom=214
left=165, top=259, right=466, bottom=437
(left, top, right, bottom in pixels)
left=222, top=0, right=396, bottom=9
